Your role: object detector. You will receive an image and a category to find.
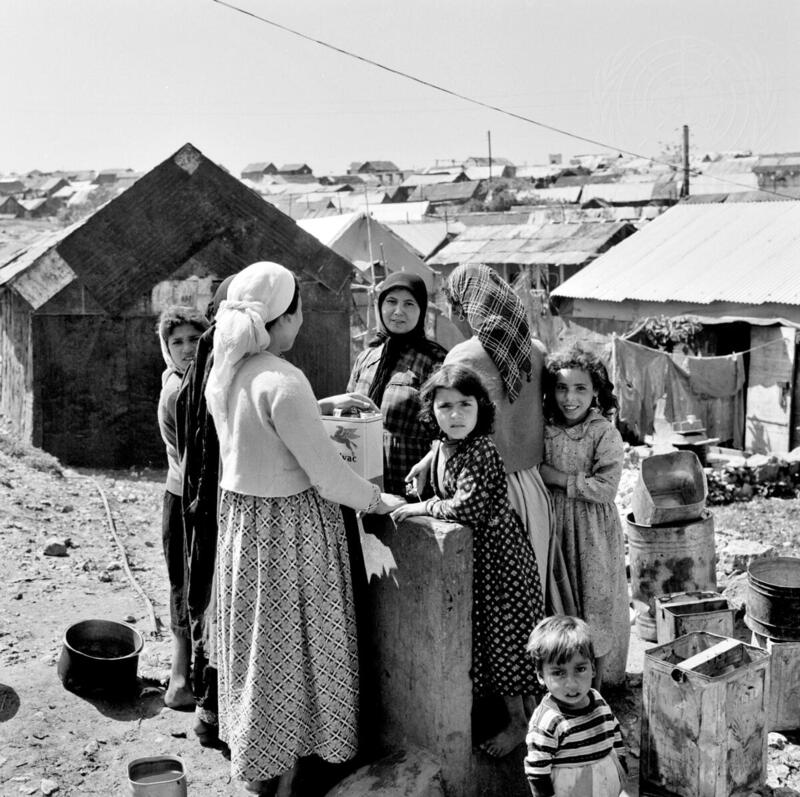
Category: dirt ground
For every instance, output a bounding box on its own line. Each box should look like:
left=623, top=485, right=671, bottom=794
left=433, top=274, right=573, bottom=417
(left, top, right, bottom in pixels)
left=1, top=436, right=800, bottom=796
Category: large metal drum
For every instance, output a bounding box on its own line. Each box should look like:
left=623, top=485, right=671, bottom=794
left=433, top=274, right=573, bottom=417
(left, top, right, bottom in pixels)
left=746, top=557, right=800, bottom=641
left=626, top=510, right=717, bottom=641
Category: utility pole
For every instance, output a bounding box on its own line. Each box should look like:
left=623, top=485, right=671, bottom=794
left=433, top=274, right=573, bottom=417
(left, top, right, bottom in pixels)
left=681, top=124, right=690, bottom=199
left=487, top=130, right=493, bottom=184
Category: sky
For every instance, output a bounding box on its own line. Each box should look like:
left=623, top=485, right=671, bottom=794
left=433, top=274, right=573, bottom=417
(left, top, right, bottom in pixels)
left=2, top=0, right=799, bottom=178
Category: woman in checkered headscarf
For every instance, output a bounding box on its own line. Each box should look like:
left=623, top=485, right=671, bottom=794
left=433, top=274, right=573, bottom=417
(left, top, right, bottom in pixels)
left=441, top=264, right=576, bottom=621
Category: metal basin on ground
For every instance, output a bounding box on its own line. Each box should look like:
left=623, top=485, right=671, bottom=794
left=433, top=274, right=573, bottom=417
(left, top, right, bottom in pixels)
left=57, top=618, right=144, bottom=694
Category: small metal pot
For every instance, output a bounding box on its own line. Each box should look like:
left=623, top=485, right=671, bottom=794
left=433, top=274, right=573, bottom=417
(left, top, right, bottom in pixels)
left=57, top=619, right=144, bottom=694
left=127, top=756, right=187, bottom=796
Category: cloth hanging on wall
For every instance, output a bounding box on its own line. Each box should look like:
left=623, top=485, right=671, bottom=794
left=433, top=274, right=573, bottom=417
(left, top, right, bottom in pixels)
left=612, top=337, right=745, bottom=448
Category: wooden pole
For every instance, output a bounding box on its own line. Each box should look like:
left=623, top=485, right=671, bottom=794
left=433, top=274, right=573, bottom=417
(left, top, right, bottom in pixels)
left=682, top=124, right=690, bottom=198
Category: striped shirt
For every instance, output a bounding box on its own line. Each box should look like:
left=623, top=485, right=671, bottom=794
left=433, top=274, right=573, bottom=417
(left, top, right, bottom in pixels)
left=525, top=689, right=625, bottom=782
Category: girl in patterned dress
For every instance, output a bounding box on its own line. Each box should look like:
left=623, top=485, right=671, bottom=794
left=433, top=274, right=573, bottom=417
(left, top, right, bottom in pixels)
left=205, top=262, right=400, bottom=796
left=540, top=347, right=629, bottom=689
left=392, top=363, right=544, bottom=758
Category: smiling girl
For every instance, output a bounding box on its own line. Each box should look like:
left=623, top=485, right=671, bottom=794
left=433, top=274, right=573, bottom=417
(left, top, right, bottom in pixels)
left=392, top=363, right=544, bottom=758
left=540, top=347, right=629, bottom=690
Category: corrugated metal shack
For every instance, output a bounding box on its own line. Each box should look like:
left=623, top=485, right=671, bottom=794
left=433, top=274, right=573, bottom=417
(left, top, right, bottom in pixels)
left=551, top=200, right=800, bottom=452
left=0, top=143, right=354, bottom=467
left=428, top=220, right=637, bottom=290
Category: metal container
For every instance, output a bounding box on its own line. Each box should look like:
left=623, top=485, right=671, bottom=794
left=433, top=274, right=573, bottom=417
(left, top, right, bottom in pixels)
left=57, top=619, right=143, bottom=694
left=746, top=557, right=800, bottom=641
left=654, top=591, right=734, bottom=644
left=640, top=632, right=770, bottom=797
left=631, top=451, right=707, bottom=526
left=751, top=631, right=800, bottom=733
left=626, top=511, right=717, bottom=641
left=128, top=756, right=187, bottom=796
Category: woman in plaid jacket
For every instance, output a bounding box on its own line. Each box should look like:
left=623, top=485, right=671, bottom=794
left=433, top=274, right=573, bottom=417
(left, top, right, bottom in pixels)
left=347, top=272, right=446, bottom=495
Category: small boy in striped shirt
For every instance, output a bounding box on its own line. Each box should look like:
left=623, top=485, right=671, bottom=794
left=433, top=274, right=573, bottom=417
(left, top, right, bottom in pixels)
left=524, top=616, right=629, bottom=797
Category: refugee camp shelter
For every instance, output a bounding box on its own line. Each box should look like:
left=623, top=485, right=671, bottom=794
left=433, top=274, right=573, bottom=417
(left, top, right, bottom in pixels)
left=385, top=220, right=452, bottom=262
left=0, top=143, right=354, bottom=467
left=551, top=200, right=800, bottom=453
left=298, top=211, right=438, bottom=292
left=428, top=220, right=636, bottom=290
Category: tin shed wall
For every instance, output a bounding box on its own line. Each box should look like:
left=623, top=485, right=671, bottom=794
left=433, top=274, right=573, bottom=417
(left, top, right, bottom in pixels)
left=27, top=278, right=350, bottom=468
left=0, top=288, right=34, bottom=442
left=32, top=314, right=165, bottom=468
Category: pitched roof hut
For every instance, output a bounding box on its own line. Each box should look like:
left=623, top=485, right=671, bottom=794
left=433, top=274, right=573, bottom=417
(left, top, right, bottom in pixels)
left=0, top=143, right=354, bottom=467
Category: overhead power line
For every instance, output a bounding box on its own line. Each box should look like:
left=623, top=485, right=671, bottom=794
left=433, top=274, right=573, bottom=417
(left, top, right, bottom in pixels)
left=210, top=0, right=799, bottom=200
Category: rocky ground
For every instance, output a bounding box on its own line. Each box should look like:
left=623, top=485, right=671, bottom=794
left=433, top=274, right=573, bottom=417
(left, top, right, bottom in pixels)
left=0, top=432, right=799, bottom=796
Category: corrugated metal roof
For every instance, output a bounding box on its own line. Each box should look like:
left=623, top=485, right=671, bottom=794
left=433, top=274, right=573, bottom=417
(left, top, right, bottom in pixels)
left=329, top=191, right=387, bottom=211
left=368, top=201, right=430, bottom=223
left=516, top=186, right=582, bottom=204
left=428, top=221, right=634, bottom=267
left=19, top=198, right=49, bottom=211
left=582, top=181, right=676, bottom=203
left=725, top=188, right=800, bottom=202
left=514, top=164, right=563, bottom=180
left=551, top=201, right=800, bottom=305
left=242, top=162, right=275, bottom=173
left=464, top=166, right=510, bottom=180
left=408, top=181, right=483, bottom=203
left=689, top=172, right=758, bottom=196
left=400, top=172, right=462, bottom=188
left=754, top=153, right=800, bottom=171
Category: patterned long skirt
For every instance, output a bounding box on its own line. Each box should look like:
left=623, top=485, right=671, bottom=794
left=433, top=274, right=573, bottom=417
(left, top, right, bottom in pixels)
left=216, top=488, right=359, bottom=783
left=472, top=509, right=544, bottom=698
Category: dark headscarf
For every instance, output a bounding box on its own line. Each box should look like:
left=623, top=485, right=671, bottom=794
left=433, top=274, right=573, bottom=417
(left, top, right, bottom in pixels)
left=205, top=274, right=236, bottom=322
left=446, top=264, right=532, bottom=403
left=368, top=271, right=429, bottom=406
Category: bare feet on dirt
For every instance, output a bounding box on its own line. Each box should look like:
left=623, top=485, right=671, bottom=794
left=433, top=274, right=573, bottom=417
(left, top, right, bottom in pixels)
left=480, top=718, right=528, bottom=758
left=164, top=680, right=195, bottom=709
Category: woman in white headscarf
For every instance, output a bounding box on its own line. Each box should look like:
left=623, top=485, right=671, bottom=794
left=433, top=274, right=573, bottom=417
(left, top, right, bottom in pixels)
left=206, top=262, right=399, bottom=796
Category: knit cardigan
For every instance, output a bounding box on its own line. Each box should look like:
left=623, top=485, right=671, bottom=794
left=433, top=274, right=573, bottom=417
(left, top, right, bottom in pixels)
left=215, top=351, right=377, bottom=510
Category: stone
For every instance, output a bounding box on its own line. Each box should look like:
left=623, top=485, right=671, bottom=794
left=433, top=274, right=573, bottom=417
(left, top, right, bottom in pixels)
left=40, top=778, right=59, bottom=795
left=42, top=540, right=67, bottom=557
left=768, top=763, right=790, bottom=784
left=721, top=572, right=749, bottom=615
left=722, top=539, right=777, bottom=574
left=83, top=740, right=99, bottom=757
left=754, top=463, right=782, bottom=483
left=769, top=732, right=788, bottom=750
left=781, top=747, right=800, bottom=769
left=324, top=748, right=444, bottom=797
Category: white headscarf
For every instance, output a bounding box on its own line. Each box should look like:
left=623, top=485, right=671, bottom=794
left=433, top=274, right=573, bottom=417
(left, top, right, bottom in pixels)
left=205, top=261, right=297, bottom=425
